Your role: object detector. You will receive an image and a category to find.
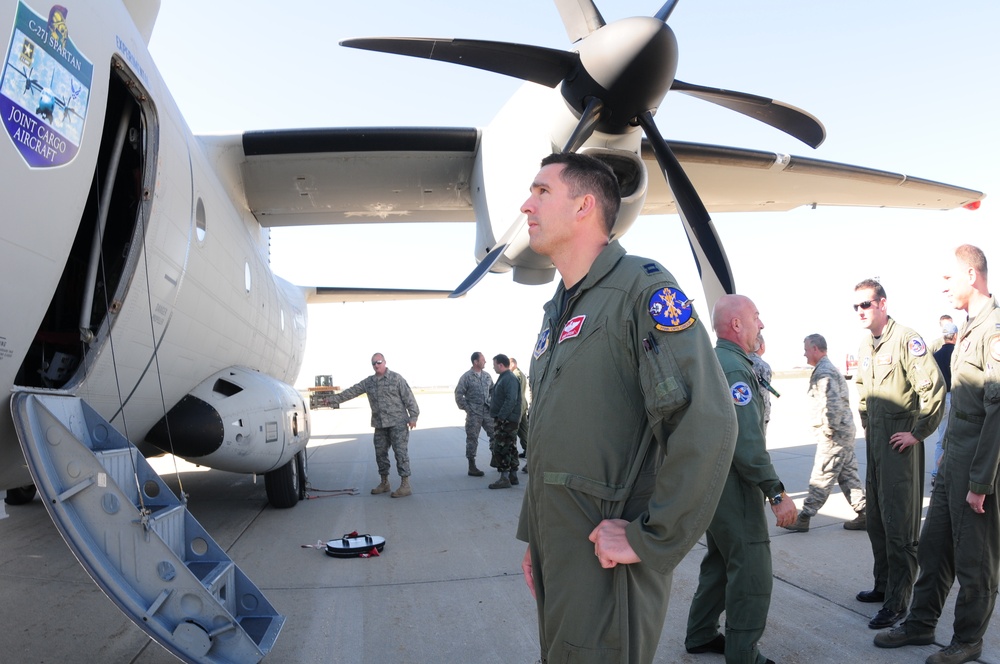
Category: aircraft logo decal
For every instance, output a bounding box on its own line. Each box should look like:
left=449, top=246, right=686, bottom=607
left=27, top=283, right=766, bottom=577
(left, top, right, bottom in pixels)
left=1, top=3, right=92, bottom=168
left=558, top=315, right=586, bottom=343
left=649, top=286, right=696, bottom=332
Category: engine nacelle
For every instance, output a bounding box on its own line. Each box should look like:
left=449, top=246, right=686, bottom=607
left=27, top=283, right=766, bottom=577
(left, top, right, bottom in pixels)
left=145, top=367, right=309, bottom=475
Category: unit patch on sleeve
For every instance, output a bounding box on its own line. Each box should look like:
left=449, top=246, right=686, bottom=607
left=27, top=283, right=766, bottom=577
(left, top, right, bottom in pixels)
left=648, top=287, right=696, bottom=332
left=730, top=381, right=753, bottom=407
left=908, top=337, right=927, bottom=357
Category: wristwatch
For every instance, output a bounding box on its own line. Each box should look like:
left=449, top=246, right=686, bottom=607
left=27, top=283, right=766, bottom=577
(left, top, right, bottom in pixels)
left=768, top=492, right=783, bottom=506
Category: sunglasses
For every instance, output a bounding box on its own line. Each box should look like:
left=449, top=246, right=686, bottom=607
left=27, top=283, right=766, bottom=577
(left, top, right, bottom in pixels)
left=372, top=360, right=384, bottom=366
left=853, top=299, right=879, bottom=312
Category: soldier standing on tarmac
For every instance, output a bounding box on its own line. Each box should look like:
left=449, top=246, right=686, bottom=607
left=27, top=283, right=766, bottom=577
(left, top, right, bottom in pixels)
left=328, top=353, right=419, bottom=498
left=874, top=244, right=1000, bottom=664
left=455, top=352, right=494, bottom=477
left=852, top=279, right=945, bottom=630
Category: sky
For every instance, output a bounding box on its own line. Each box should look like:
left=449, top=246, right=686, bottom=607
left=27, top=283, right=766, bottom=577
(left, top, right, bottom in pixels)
left=147, top=0, right=999, bottom=388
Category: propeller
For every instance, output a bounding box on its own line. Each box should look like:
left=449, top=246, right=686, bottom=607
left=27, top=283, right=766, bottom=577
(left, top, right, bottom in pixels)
left=342, top=1, right=825, bottom=304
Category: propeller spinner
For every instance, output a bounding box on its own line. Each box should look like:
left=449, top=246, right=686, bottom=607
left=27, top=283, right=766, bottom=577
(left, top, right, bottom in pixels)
left=342, top=0, right=826, bottom=305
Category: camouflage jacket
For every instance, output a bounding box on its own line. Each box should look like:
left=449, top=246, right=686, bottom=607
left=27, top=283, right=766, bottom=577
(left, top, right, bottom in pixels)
left=808, top=355, right=856, bottom=444
left=331, top=369, right=419, bottom=429
left=455, top=369, right=493, bottom=414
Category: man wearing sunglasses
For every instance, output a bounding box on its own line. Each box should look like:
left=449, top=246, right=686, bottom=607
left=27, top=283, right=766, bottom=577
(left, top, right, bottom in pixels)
left=852, top=279, right=945, bottom=631
left=874, top=244, right=1000, bottom=664
left=328, top=353, right=420, bottom=497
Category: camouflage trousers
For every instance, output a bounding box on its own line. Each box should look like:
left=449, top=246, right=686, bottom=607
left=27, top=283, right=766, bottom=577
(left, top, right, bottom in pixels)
left=490, top=419, right=519, bottom=473
left=464, top=409, right=495, bottom=459
left=373, top=423, right=410, bottom=478
left=801, top=436, right=865, bottom=517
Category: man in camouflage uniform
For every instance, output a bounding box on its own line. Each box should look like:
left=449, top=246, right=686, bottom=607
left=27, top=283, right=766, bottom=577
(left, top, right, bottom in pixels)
left=516, top=152, right=738, bottom=664
left=329, top=353, right=419, bottom=498
left=783, top=333, right=866, bottom=533
left=875, top=245, right=1000, bottom=664
left=455, top=351, right=494, bottom=477
left=487, top=354, right=521, bottom=489
left=853, top=279, right=945, bottom=630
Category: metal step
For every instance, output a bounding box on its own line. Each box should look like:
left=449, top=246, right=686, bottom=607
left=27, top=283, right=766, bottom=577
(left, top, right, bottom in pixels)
left=11, top=392, right=285, bottom=663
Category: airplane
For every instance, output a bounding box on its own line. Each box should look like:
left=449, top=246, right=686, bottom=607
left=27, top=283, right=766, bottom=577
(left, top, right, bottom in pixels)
left=0, top=0, right=983, bottom=661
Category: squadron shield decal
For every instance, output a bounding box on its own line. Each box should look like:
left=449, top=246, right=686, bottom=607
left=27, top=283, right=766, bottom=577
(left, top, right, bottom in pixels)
left=730, top=381, right=753, bottom=407
left=1, top=3, right=92, bottom=168
left=648, top=286, right=696, bottom=332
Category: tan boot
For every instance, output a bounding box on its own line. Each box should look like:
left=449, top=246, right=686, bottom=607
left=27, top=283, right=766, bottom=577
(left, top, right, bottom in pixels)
left=468, top=458, right=484, bottom=477
left=391, top=477, right=412, bottom=498
left=782, top=512, right=810, bottom=532
left=844, top=511, right=867, bottom=530
left=371, top=475, right=390, bottom=495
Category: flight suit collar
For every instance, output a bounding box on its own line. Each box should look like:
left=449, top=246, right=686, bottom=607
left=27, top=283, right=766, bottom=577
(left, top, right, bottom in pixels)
left=959, top=296, right=1000, bottom=342
left=717, top=338, right=752, bottom=368
left=870, top=316, right=896, bottom=351
left=544, top=240, right=625, bottom=322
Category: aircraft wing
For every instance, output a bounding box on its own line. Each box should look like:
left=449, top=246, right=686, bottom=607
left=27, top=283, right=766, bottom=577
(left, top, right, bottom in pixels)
left=644, top=140, right=984, bottom=213
left=305, top=287, right=455, bottom=303
left=213, top=128, right=982, bottom=229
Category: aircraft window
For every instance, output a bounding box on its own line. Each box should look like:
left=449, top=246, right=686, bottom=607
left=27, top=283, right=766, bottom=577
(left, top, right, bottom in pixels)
left=245, top=262, right=252, bottom=293
left=195, top=197, right=206, bottom=243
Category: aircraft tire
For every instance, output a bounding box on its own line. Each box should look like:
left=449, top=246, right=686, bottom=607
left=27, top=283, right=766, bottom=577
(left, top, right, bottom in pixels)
left=265, top=455, right=301, bottom=508
left=4, top=484, right=37, bottom=505
left=295, top=451, right=308, bottom=501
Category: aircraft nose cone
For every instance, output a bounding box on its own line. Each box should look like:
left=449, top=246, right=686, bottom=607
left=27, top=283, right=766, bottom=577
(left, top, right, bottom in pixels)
left=564, top=17, right=678, bottom=128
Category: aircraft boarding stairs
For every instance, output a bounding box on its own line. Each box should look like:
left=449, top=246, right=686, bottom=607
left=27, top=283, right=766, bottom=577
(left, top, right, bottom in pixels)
left=11, top=392, right=284, bottom=663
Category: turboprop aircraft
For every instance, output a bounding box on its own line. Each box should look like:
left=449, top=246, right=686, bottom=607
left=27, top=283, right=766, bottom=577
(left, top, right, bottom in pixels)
left=0, top=0, right=984, bottom=661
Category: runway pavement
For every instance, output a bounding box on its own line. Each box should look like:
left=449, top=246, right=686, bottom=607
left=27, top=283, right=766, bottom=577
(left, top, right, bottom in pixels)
left=0, top=374, right=995, bottom=663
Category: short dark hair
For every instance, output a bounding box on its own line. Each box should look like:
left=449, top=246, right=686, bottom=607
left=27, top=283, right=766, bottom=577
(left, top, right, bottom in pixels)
left=493, top=354, right=510, bottom=368
left=540, top=152, right=621, bottom=236
left=854, top=278, right=886, bottom=300
left=804, top=334, right=827, bottom=352
left=471, top=352, right=482, bottom=363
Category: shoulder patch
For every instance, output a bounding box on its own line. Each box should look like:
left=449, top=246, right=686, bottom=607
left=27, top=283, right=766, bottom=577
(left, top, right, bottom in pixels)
left=648, top=287, right=696, bottom=332
left=908, top=337, right=927, bottom=357
left=991, top=334, right=1000, bottom=362
left=730, top=381, right=753, bottom=407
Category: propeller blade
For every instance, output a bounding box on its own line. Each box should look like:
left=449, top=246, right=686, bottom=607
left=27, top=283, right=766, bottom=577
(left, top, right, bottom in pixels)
left=636, top=111, right=734, bottom=309
left=341, top=37, right=579, bottom=88
left=554, top=0, right=606, bottom=43
left=671, top=79, right=825, bottom=148
left=562, top=97, right=604, bottom=153
left=449, top=215, right=529, bottom=298
left=654, top=0, right=682, bottom=22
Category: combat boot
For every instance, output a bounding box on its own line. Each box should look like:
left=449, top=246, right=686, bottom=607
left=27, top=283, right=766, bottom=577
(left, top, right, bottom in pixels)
left=371, top=475, right=390, bottom=495
left=926, top=638, right=983, bottom=664
left=489, top=472, right=511, bottom=489
left=391, top=477, right=412, bottom=498
left=844, top=510, right=867, bottom=530
left=782, top=512, right=810, bottom=532
left=508, top=469, right=519, bottom=485
left=468, top=458, right=485, bottom=477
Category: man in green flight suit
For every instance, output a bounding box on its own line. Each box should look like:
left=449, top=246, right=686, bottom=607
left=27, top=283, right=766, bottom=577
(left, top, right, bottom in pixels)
left=853, top=278, right=945, bottom=630
left=516, top=152, right=738, bottom=664
left=685, top=294, right=797, bottom=664
left=874, top=244, right=1000, bottom=664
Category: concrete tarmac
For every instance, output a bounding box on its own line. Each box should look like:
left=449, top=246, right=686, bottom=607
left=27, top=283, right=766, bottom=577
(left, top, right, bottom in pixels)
left=0, top=374, right=996, bottom=663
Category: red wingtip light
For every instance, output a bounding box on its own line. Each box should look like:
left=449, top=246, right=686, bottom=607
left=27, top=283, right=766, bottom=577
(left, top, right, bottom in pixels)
left=963, top=200, right=982, bottom=211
